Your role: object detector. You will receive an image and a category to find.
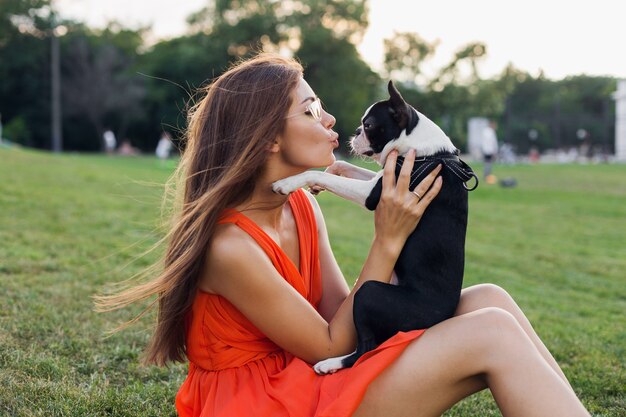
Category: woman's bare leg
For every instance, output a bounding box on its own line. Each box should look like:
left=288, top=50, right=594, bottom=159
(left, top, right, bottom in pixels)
left=353, top=307, right=589, bottom=417
left=456, top=284, right=572, bottom=389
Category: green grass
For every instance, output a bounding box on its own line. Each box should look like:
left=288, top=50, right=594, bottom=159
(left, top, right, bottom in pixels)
left=1, top=148, right=624, bottom=416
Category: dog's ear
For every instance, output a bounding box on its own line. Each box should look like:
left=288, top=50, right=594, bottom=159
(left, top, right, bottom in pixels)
left=388, top=80, right=419, bottom=134
left=388, top=80, right=407, bottom=107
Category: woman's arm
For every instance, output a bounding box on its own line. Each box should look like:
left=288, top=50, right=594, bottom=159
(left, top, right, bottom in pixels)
left=305, top=190, right=350, bottom=322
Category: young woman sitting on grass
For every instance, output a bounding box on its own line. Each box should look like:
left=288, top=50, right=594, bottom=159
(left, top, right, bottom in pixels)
left=98, top=53, right=590, bottom=417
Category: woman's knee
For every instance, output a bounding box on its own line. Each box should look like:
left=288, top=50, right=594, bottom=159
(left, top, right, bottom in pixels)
left=475, top=283, right=512, bottom=303
left=458, top=283, right=515, bottom=314
left=467, top=307, right=523, bottom=350
left=471, top=306, right=519, bottom=333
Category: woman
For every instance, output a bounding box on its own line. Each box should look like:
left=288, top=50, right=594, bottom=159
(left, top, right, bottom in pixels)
left=99, top=54, right=590, bottom=417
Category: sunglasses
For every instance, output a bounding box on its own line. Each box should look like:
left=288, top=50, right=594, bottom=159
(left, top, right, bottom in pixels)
left=286, top=97, right=323, bottom=122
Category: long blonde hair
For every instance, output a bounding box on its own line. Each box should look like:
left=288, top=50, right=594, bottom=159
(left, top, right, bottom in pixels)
left=96, top=53, right=304, bottom=366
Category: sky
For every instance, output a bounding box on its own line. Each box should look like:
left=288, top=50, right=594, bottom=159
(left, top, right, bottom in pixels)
left=55, top=0, right=626, bottom=81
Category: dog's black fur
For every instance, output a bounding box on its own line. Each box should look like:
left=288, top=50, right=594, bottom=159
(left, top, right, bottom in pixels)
left=339, top=83, right=477, bottom=369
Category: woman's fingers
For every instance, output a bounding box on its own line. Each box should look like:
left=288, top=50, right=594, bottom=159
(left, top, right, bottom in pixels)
left=396, top=149, right=416, bottom=192
left=412, top=164, right=442, bottom=200
left=420, top=176, right=443, bottom=205
left=384, top=151, right=443, bottom=204
left=413, top=166, right=443, bottom=212
left=375, top=153, right=444, bottom=250
left=382, top=150, right=398, bottom=196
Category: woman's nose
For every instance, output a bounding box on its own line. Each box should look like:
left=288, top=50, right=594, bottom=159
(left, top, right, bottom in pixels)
left=323, top=110, right=336, bottom=129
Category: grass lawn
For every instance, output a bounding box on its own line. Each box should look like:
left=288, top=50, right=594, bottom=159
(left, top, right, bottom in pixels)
left=1, top=147, right=624, bottom=416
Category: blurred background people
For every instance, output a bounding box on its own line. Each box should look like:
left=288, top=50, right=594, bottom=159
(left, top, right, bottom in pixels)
left=118, top=139, right=139, bottom=156
left=155, top=131, right=173, bottom=160
left=481, top=120, right=499, bottom=183
left=103, top=129, right=117, bottom=155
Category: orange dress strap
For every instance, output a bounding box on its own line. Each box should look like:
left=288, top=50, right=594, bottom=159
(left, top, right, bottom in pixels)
left=216, top=188, right=322, bottom=308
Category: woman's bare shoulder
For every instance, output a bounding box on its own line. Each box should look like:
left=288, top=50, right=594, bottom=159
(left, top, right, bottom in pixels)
left=198, top=223, right=268, bottom=294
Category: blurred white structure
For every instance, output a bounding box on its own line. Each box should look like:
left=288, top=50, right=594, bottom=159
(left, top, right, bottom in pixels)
left=467, top=117, right=489, bottom=160
left=614, top=80, right=626, bottom=162
left=103, top=130, right=117, bottom=154
left=156, top=132, right=173, bottom=160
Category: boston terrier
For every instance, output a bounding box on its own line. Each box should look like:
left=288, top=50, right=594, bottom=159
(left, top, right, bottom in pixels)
left=272, top=81, right=478, bottom=374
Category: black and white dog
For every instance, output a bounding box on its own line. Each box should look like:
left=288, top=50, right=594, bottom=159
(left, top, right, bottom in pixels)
left=273, top=81, right=478, bottom=374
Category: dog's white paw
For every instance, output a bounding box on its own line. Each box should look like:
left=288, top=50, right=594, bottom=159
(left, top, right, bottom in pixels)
left=272, top=177, right=302, bottom=195
left=313, top=356, right=348, bottom=375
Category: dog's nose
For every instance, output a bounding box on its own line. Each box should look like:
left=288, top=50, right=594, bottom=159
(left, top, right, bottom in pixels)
left=355, top=126, right=362, bottom=135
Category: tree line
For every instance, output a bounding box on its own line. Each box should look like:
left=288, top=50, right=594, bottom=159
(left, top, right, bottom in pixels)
left=0, top=0, right=618, bottom=155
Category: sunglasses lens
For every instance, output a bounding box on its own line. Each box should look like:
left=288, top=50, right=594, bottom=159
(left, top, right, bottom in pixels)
left=310, top=100, right=322, bottom=120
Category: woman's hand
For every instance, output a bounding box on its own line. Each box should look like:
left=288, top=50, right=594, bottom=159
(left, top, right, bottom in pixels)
left=374, top=149, right=443, bottom=255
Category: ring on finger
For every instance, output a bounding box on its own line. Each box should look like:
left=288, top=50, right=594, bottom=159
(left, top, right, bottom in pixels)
left=412, top=190, right=422, bottom=200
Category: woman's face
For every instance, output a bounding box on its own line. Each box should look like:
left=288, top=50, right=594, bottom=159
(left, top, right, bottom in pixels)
left=276, top=78, right=338, bottom=170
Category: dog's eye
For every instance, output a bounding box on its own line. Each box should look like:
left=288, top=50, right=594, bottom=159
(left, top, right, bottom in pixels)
left=364, top=123, right=371, bottom=130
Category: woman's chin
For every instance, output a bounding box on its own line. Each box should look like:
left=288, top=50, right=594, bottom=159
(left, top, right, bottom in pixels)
left=300, top=153, right=336, bottom=170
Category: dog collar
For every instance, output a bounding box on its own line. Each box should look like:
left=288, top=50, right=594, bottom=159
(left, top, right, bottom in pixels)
left=395, top=153, right=479, bottom=191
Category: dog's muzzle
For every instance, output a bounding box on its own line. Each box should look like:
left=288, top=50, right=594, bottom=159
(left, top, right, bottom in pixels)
left=350, top=130, right=374, bottom=156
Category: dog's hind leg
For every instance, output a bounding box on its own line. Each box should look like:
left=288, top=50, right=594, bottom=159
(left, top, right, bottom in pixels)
left=337, top=280, right=445, bottom=371
left=314, top=281, right=415, bottom=375
left=313, top=352, right=354, bottom=375
left=313, top=279, right=448, bottom=375
left=313, top=280, right=396, bottom=375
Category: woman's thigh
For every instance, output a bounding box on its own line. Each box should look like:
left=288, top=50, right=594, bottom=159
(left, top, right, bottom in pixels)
left=353, top=307, right=517, bottom=417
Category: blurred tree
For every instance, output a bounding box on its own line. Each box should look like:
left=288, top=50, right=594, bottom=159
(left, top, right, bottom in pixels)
left=0, top=0, right=52, bottom=147
left=133, top=34, right=231, bottom=151
left=135, top=0, right=375, bottom=154
left=61, top=31, right=146, bottom=151
left=382, top=38, right=491, bottom=150
left=133, top=0, right=286, bottom=151
left=2, top=116, right=30, bottom=144
left=185, top=0, right=283, bottom=54
left=0, top=0, right=51, bottom=43
left=383, top=32, right=437, bottom=84
left=429, top=42, right=487, bottom=88
left=504, top=74, right=616, bottom=153
left=282, top=0, right=369, bottom=44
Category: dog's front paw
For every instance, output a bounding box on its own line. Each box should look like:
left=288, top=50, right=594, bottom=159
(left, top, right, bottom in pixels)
left=272, top=177, right=302, bottom=195
left=313, top=356, right=346, bottom=375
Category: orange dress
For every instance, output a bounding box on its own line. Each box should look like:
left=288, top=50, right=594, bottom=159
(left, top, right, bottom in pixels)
left=176, top=189, right=425, bottom=417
